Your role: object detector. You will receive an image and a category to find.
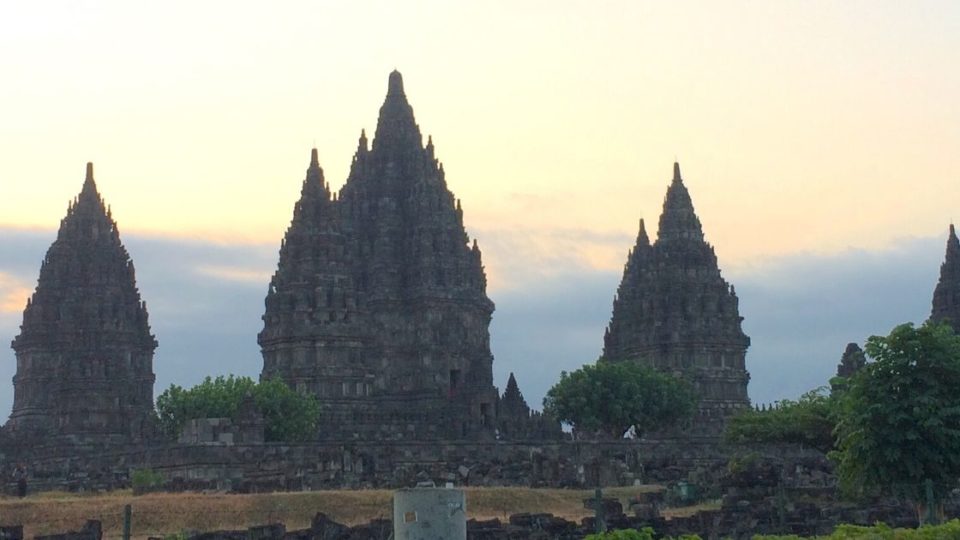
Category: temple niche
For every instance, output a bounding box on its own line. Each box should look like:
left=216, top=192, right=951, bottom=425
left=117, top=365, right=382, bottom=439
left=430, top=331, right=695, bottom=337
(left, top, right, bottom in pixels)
left=259, top=71, right=558, bottom=441
left=7, top=163, right=157, bottom=444
left=602, top=163, right=751, bottom=436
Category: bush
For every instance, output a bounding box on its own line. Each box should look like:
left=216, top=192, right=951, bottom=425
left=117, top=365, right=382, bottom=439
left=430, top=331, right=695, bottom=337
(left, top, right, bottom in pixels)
left=753, top=519, right=960, bottom=539
left=586, top=529, right=702, bottom=540
left=155, top=375, right=320, bottom=442
left=131, top=467, right=164, bottom=494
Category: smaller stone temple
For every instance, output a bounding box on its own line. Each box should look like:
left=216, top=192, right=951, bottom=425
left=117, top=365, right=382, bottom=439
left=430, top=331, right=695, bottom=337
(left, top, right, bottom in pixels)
left=6, top=163, right=157, bottom=443
left=835, top=343, right=866, bottom=379
left=602, top=163, right=751, bottom=436
left=931, top=224, right=960, bottom=333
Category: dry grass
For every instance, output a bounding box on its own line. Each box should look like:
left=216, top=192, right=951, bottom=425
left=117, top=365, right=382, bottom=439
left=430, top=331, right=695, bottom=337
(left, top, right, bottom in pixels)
left=0, top=485, right=666, bottom=538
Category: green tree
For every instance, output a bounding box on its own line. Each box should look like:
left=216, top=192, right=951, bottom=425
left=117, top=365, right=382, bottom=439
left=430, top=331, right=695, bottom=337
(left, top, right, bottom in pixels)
left=543, top=361, right=698, bottom=439
left=156, top=375, right=320, bottom=442
left=833, top=322, right=960, bottom=522
left=724, top=387, right=836, bottom=453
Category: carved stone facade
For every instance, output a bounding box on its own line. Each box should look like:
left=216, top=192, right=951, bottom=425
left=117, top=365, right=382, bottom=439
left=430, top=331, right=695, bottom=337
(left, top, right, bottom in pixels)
left=602, top=163, right=750, bottom=434
left=259, top=72, right=548, bottom=440
left=7, top=164, right=157, bottom=443
left=931, top=224, right=960, bottom=333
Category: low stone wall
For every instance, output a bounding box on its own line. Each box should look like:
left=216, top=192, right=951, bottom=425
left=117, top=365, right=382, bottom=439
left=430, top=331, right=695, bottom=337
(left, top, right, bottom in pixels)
left=0, top=438, right=828, bottom=495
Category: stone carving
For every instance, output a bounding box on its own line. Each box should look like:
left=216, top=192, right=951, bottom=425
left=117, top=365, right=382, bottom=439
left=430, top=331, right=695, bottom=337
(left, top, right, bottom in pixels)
left=602, top=163, right=751, bottom=435
left=259, top=71, right=550, bottom=440
left=7, top=163, right=157, bottom=443
left=931, top=224, right=960, bottom=333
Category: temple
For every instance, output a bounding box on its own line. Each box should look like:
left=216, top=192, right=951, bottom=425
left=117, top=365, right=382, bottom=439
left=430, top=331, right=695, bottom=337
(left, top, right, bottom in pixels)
left=7, top=163, right=157, bottom=443
left=602, top=163, right=751, bottom=435
left=259, top=71, right=557, bottom=440
left=930, top=224, right=960, bottom=333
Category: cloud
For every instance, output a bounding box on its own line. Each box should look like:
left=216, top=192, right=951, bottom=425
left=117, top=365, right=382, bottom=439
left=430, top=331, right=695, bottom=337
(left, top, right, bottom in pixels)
left=0, top=273, right=32, bottom=314
left=474, top=225, right=632, bottom=292
left=0, top=226, right=950, bottom=426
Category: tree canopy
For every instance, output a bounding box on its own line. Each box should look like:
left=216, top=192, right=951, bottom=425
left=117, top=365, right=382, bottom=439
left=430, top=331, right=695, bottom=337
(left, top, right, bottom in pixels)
left=543, top=360, right=698, bottom=439
left=724, top=387, right=836, bottom=453
left=156, top=375, right=320, bottom=442
left=833, top=322, right=960, bottom=512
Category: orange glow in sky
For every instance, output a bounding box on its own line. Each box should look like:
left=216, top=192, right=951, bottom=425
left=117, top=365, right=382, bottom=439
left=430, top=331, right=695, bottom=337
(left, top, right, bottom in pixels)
left=1, top=1, right=958, bottom=285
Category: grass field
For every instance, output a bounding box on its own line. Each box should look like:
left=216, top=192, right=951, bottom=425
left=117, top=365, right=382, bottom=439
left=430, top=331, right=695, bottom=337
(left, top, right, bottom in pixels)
left=0, top=485, right=676, bottom=538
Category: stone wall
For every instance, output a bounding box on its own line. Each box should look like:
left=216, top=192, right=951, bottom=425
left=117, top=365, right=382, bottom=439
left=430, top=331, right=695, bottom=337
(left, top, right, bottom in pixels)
left=0, top=438, right=826, bottom=495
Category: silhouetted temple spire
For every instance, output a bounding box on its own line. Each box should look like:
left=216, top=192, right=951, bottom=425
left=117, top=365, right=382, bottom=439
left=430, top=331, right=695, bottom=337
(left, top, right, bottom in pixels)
left=387, top=69, right=404, bottom=96
left=636, top=218, right=650, bottom=247
left=79, top=162, right=99, bottom=201
left=9, top=163, right=157, bottom=442
left=836, top=343, right=866, bottom=379
left=657, top=161, right=704, bottom=245
left=931, top=223, right=960, bottom=332
left=373, top=70, right=422, bottom=153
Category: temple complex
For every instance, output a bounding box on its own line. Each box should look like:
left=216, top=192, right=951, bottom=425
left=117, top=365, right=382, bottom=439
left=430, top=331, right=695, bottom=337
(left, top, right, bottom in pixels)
left=931, top=224, right=960, bottom=333
left=259, top=71, right=552, bottom=440
left=602, top=163, right=751, bottom=435
left=7, top=163, right=157, bottom=443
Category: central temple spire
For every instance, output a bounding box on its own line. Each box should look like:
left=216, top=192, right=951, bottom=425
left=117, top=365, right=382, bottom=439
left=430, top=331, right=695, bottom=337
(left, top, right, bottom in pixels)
left=387, top=69, right=405, bottom=96
left=657, top=161, right=704, bottom=244
left=80, top=162, right=99, bottom=201
left=372, top=70, right=422, bottom=154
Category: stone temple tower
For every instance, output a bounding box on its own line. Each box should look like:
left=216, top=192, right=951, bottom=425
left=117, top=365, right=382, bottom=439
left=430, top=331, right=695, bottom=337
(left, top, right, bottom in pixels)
left=602, top=163, right=750, bottom=436
left=931, top=224, right=960, bottom=333
left=8, top=163, right=157, bottom=443
left=260, top=71, right=506, bottom=440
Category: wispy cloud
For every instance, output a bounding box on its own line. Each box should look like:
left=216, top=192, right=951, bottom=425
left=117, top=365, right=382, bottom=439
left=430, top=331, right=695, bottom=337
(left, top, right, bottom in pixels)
left=0, top=226, right=950, bottom=421
left=0, top=273, right=31, bottom=314
left=474, top=225, right=632, bottom=292
left=193, top=265, right=273, bottom=283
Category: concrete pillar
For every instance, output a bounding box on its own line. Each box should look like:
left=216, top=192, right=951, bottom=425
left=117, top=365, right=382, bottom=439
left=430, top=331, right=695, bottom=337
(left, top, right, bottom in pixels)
left=393, top=487, right=466, bottom=540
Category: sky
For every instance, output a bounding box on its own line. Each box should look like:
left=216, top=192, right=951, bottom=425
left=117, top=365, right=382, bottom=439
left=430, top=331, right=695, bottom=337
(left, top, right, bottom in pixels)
left=0, top=1, right=958, bottom=417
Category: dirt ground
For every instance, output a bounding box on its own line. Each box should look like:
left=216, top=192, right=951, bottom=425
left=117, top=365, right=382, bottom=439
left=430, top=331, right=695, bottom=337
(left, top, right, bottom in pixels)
left=0, top=485, right=669, bottom=538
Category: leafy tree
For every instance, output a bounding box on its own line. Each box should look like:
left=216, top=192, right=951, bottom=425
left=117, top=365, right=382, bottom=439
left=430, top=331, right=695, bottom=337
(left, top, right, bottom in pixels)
left=543, top=361, right=698, bottom=439
left=156, top=375, right=320, bottom=442
left=833, top=322, right=960, bottom=522
left=724, top=387, right=836, bottom=453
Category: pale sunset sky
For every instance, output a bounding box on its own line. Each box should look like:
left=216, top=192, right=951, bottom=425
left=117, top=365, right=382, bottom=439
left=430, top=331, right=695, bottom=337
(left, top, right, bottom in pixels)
left=0, top=1, right=958, bottom=415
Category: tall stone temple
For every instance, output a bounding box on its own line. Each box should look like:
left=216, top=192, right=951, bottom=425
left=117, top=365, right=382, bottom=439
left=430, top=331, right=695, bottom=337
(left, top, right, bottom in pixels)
left=931, top=224, right=960, bottom=333
left=8, top=163, right=157, bottom=443
left=259, top=71, right=554, bottom=440
left=602, top=163, right=750, bottom=436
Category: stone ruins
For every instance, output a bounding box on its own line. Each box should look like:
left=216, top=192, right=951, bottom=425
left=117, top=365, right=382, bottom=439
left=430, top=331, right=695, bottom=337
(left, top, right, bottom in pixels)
left=259, top=71, right=554, bottom=441
left=0, top=72, right=957, bottom=503
left=6, top=164, right=156, bottom=444
left=602, top=163, right=751, bottom=433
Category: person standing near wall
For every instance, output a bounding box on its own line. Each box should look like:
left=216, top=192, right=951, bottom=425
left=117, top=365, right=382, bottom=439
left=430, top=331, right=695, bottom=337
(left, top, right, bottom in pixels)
left=12, top=463, right=27, bottom=498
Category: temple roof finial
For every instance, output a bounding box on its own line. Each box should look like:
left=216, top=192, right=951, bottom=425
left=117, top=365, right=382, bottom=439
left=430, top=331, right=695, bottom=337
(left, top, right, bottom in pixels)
left=80, top=162, right=98, bottom=198
left=388, top=70, right=404, bottom=97
left=310, top=148, right=319, bottom=168
left=637, top=218, right=650, bottom=246
left=673, top=162, right=682, bottom=182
